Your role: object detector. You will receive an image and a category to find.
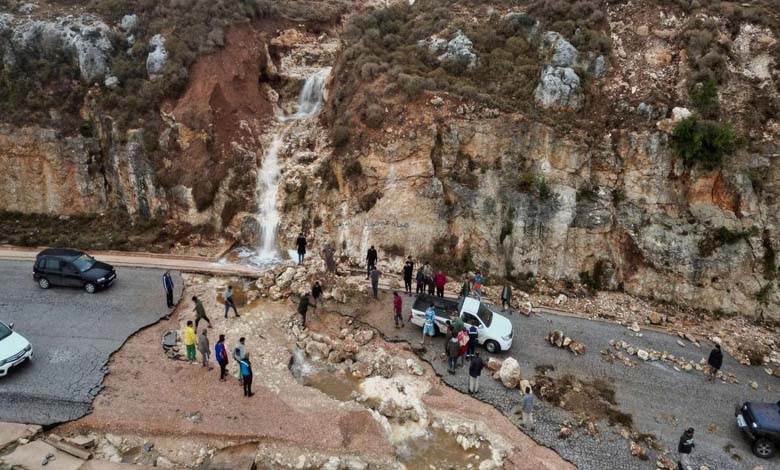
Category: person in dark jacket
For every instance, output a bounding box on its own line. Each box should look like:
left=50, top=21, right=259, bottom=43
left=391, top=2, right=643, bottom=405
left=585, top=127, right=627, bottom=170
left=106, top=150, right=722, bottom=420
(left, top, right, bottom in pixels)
left=215, top=334, right=228, bottom=381
left=403, top=257, right=414, bottom=295
left=163, top=271, right=175, bottom=308
left=240, top=353, right=254, bottom=397
left=296, top=232, right=307, bottom=265
left=468, top=351, right=484, bottom=394
left=467, top=322, right=479, bottom=358
left=298, top=293, right=310, bottom=327
left=460, top=276, right=471, bottom=298
left=370, top=266, right=381, bottom=299
left=366, top=246, right=378, bottom=279
left=501, top=283, right=512, bottom=312
left=312, top=281, right=323, bottom=313
left=677, top=428, right=695, bottom=470
left=416, top=268, right=425, bottom=295
left=192, top=296, right=212, bottom=330
left=446, top=336, right=460, bottom=374
left=706, top=344, right=723, bottom=381
left=322, top=244, right=336, bottom=273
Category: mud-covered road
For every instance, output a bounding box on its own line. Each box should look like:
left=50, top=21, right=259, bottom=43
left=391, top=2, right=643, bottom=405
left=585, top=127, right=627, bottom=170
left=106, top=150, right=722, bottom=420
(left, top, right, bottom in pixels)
left=0, top=260, right=181, bottom=425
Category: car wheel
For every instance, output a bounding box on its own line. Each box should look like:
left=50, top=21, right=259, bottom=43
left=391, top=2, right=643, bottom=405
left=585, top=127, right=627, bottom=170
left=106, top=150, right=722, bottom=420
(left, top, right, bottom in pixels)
left=753, top=438, right=776, bottom=459
left=484, top=340, right=500, bottom=354
left=84, top=282, right=96, bottom=294
left=38, top=278, right=50, bottom=289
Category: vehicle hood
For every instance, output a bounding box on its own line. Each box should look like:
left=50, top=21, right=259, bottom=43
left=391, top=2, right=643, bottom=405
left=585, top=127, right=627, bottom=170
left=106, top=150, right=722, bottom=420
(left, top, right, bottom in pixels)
left=0, top=331, right=30, bottom=359
left=84, top=261, right=114, bottom=279
left=487, top=312, right=513, bottom=337
left=747, top=402, right=780, bottom=433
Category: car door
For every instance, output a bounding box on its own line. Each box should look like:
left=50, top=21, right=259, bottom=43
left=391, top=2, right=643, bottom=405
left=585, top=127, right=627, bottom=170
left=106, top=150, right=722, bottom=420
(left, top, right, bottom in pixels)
left=463, top=312, right=486, bottom=342
left=42, top=258, right=64, bottom=286
left=60, top=262, right=83, bottom=287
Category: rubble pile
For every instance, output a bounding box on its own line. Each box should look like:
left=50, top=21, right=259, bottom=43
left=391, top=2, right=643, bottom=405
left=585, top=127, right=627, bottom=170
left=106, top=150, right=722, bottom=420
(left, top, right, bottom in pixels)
left=547, top=330, right=587, bottom=356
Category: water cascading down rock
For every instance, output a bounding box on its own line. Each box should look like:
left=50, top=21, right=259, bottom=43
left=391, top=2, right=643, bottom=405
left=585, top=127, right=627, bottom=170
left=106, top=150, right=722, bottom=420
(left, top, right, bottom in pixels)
left=254, top=68, right=331, bottom=263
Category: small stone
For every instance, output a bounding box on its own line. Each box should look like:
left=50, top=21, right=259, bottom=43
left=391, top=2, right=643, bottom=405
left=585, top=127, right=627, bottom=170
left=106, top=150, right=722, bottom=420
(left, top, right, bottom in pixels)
left=628, top=322, right=640, bottom=332
left=751, top=381, right=759, bottom=390
left=558, top=427, right=572, bottom=439
left=637, top=350, right=649, bottom=361
left=677, top=340, right=686, bottom=348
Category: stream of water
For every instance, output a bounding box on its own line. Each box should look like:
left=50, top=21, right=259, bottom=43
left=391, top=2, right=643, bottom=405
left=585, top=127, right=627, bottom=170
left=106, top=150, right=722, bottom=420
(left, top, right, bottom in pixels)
left=225, top=68, right=330, bottom=268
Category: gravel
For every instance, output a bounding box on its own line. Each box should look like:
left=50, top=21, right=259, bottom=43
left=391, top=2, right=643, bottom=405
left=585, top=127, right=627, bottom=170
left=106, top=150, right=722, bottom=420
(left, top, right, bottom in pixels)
left=355, top=291, right=778, bottom=470
left=0, top=260, right=181, bottom=425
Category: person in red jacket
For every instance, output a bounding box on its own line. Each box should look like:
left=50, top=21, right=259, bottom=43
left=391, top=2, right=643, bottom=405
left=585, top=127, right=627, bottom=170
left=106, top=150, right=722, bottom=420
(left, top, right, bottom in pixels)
left=393, top=291, right=404, bottom=328
left=434, top=271, right=447, bottom=298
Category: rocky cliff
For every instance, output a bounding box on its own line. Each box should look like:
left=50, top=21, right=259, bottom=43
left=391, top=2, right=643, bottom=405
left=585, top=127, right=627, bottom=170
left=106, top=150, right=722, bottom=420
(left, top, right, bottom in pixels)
left=1, top=0, right=780, bottom=319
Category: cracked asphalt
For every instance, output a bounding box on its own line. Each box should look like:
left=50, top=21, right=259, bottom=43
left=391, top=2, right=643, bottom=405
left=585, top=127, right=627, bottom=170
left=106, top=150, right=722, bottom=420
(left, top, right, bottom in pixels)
left=349, top=291, right=779, bottom=470
left=0, top=260, right=181, bottom=425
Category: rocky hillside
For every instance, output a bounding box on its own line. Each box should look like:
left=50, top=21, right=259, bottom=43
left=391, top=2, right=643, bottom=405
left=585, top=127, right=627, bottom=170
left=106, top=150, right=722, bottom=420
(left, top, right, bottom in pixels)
left=2, top=0, right=780, bottom=319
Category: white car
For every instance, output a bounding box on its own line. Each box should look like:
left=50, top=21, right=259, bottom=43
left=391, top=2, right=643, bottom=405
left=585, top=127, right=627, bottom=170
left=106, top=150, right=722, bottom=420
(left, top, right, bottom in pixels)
left=0, top=321, right=33, bottom=377
left=410, top=295, right=514, bottom=353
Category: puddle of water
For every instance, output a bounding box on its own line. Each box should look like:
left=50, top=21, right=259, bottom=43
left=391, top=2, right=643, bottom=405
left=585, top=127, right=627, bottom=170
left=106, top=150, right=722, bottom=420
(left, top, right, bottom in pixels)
left=302, top=370, right=362, bottom=401
left=397, top=427, right=492, bottom=470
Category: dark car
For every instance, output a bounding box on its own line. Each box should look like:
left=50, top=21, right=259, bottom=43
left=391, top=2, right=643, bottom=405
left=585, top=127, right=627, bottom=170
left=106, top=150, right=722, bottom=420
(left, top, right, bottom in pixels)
left=736, top=401, right=780, bottom=459
left=33, top=249, right=116, bottom=293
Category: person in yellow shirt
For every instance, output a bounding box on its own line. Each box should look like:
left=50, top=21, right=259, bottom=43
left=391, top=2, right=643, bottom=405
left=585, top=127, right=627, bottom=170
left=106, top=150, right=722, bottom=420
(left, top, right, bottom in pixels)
left=183, top=320, right=197, bottom=363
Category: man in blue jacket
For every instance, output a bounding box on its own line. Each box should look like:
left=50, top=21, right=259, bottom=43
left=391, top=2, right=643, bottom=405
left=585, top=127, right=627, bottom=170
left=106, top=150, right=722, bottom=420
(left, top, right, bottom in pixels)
left=163, top=271, right=175, bottom=308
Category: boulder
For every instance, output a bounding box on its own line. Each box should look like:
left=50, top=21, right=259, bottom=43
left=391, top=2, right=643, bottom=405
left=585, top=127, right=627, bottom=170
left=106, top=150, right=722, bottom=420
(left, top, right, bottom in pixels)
left=276, top=267, right=296, bottom=290
left=406, top=358, right=424, bottom=376
left=305, top=340, right=330, bottom=360
left=569, top=341, right=586, bottom=356
left=540, top=31, right=578, bottom=67
left=637, top=349, right=649, bottom=361
left=146, top=34, right=168, bottom=77
left=558, top=427, right=572, bottom=439
left=647, top=312, right=664, bottom=325
left=534, top=66, right=583, bottom=111
left=630, top=441, right=648, bottom=460
left=354, top=330, right=374, bottom=346
left=350, top=361, right=373, bottom=378
left=740, top=340, right=769, bottom=365
left=120, top=14, right=137, bottom=32
left=487, top=358, right=503, bottom=371
left=498, top=357, right=523, bottom=388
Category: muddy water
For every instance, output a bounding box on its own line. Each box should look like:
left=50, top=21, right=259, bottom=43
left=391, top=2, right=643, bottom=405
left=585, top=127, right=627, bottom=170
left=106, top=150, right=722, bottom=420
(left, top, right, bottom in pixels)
left=397, top=427, right=492, bottom=470
left=302, top=369, right=362, bottom=401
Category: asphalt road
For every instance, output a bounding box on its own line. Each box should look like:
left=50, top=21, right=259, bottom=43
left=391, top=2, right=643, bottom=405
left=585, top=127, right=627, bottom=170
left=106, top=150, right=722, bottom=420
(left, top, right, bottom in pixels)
left=355, top=292, right=779, bottom=470
left=0, top=260, right=181, bottom=425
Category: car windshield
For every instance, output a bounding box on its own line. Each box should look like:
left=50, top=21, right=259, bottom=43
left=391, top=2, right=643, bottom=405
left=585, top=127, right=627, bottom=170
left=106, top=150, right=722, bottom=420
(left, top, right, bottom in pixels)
left=477, top=304, right=493, bottom=327
left=0, top=323, right=11, bottom=341
left=72, top=254, right=96, bottom=272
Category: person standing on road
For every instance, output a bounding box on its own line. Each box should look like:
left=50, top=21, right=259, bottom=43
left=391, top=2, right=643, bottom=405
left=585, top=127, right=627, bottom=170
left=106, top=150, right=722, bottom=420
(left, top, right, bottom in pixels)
left=322, top=243, right=336, bottom=274
left=192, top=296, right=212, bottom=330
left=460, top=276, right=471, bottom=298
left=183, top=321, right=197, bottom=364
left=421, top=306, right=436, bottom=346
left=163, top=271, right=175, bottom=308
left=393, top=291, right=404, bottom=328
left=197, top=329, right=212, bottom=369
left=422, top=262, right=434, bottom=295
left=706, top=344, right=723, bottom=381
left=434, top=271, right=447, bottom=298
left=473, top=271, right=484, bottom=299
left=467, top=322, right=479, bottom=358
left=223, top=286, right=240, bottom=319
left=298, top=292, right=310, bottom=327
left=677, top=428, right=695, bottom=470
left=296, top=232, right=307, bottom=265
left=233, top=337, right=246, bottom=383
left=215, top=334, right=228, bottom=381
left=451, top=311, right=465, bottom=335
left=311, top=281, right=323, bottom=313
left=240, top=353, right=254, bottom=397
left=468, top=351, right=483, bottom=394
left=501, top=282, right=512, bottom=312
left=403, top=257, right=414, bottom=295
left=521, top=386, right=535, bottom=431
left=457, top=327, right=469, bottom=367
left=416, top=267, right=425, bottom=295
left=366, top=246, right=378, bottom=280
left=370, top=266, right=381, bottom=299
left=446, top=335, right=460, bottom=374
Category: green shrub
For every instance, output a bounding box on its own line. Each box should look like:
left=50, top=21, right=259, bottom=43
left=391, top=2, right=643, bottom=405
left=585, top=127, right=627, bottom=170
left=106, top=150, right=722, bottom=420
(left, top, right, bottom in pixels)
left=343, top=159, right=363, bottom=179
left=332, top=126, right=351, bottom=148
left=698, top=226, right=758, bottom=257
left=690, top=78, right=719, bottom=118
left=671, top=116, right=737, bottom=169
left=361, top=103, right=385, bottom=128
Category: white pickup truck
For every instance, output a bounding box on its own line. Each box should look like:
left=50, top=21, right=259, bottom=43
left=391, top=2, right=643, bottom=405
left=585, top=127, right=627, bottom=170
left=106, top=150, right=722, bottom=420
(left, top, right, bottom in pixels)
left=409, top=294, right=513, bottom=353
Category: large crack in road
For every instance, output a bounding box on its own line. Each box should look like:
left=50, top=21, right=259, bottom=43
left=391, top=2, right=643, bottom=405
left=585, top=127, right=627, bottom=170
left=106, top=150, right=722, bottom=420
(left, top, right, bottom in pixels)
left=0, top=260, right=182, bottom=425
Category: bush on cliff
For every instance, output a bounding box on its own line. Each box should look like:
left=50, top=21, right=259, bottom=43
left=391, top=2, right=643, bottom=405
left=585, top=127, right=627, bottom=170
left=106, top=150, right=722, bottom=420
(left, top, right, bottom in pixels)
left=671, top=116, right=737, bottom=169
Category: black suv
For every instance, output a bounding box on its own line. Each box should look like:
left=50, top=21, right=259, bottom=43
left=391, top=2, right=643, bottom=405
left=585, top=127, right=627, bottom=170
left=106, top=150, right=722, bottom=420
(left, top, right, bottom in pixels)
left=33, top=249, right=116, bottom=293
left=736, top=401, right=780, bottom=459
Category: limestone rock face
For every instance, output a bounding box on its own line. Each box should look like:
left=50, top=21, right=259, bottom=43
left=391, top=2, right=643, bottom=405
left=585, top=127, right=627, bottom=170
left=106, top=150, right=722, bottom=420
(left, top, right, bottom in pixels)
left=146, top=34, right=168, bottom=76
left=534, top=66, right=583, bottom=111
left=0, top=14, right=113, bottom=83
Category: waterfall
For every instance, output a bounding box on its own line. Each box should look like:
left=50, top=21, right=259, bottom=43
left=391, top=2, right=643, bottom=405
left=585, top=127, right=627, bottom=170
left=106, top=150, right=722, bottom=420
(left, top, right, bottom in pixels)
left=252, top=68, right=331, bottom=263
